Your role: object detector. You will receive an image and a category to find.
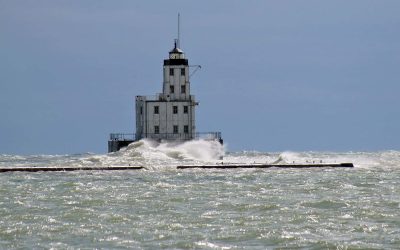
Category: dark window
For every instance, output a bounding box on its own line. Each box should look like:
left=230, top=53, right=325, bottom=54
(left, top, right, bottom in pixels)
left=140, top=106, right=143, bottom=115
left=154, top=126, right=159, bottom=134
left=183, top=106, right=188, bottom=114
left=170, top=85, right=174, bottom=94
left=173, top=125, right=178, bottom=134
left=181, top=68, right=185, bottom=76
left=184, top=125, right=189, bottom=134
left=169, top=68, right=174, bottom=76
left=154, top=106, right=159, bottom=114
left=181, top=85, right=186, bottom=94
left=173, top=106, right=178, bottom=114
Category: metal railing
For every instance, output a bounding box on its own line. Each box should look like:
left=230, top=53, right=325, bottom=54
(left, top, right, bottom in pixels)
left=109, top=132, right=222, bottom=142
left=196, top=132, right=222, bottom=140
left=136, top=94, right=194, bottom=102
left=109, top=133, right=135, bottom=141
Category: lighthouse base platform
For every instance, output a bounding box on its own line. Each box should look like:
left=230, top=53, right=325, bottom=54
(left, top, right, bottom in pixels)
left=108, top=139, right=135, bottom=153
left=108, top=132, right=223, bottom=153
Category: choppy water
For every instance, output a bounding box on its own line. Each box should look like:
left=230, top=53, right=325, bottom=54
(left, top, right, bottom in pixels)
left=1, top=140, right=400, bottom=249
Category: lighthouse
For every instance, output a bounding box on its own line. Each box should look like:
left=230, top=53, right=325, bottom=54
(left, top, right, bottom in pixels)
left=135, top=39, right=196, bottom=141
left=108, top=18, right=222, bottom=152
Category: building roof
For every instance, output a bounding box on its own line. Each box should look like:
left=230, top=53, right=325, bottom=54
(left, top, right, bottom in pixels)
left=169, top=40, right=184, bottom=54
left=169, top=47, right=184, bottom=54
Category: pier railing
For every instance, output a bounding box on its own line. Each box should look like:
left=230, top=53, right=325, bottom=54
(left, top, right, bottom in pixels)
left=109, top=133, right=135, bottom=141
left=109, top=132, right=222, bottom=142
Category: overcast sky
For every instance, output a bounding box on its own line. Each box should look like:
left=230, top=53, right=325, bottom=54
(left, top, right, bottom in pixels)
left=1, top=1, right=399, bottom=154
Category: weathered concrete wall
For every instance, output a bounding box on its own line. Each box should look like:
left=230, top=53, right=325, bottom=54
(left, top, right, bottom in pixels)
left=108, top=140, right=134, bottom=153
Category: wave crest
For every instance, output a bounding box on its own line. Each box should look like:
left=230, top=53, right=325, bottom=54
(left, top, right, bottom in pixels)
left=125, top=139, right=225, bottom=161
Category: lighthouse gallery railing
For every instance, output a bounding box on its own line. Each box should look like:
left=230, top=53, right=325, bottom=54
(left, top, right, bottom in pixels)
left=109, top=132, right=222, bottom=142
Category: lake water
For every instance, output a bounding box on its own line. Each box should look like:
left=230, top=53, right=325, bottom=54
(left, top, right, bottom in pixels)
left=1, top=140, right=399, bottom=249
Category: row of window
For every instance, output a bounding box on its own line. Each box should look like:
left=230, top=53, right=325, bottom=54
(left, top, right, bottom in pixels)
left=169, top=85, right=186, bottom=94
left=170, top=68, right=185, bottom=76
left=154, top=125, right=189, bottom=134
left=154, top=105, right=188, bottom=114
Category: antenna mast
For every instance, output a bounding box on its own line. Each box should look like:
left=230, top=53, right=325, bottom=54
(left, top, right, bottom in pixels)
left=177, top=13, right=180, bottom=48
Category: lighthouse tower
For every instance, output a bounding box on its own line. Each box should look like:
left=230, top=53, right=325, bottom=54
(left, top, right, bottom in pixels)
left=108, top=17, right=222, bottom=153
left=135, top=39, right=196, bottom=141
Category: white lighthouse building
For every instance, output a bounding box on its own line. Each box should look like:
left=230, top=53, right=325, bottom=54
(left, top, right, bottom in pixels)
left=135, top=40, right=196, bottom=141
left=108, top=32, right=222, bottom=153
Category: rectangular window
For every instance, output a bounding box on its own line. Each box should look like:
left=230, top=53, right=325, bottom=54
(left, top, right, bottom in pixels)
left=154, top=126, right=159, bottom=134
left=181, top=68, right=185, bottom=76
left=181, top=85, right=186, bottom=94
left=140, top=106, right=143, bottom=115
left=173, top=106, right=178, bottom=114
left=170, top=85, right=174, bottom=94
left=169, top=68, right=174, bottom=76
left=184, top=125, right=189, bottom=134
left=173, top=125, right=178, bottom=134
left=154, top=106, right=159, bottom=114
left=183, top=106, right=188, bottom=114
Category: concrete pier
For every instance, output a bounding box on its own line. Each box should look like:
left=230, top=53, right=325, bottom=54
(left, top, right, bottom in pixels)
left=177, top=163, right=354, bottom=169
left=0, top=163, right=354, bottom=173
left=0, top=166, right=143, bottom=173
